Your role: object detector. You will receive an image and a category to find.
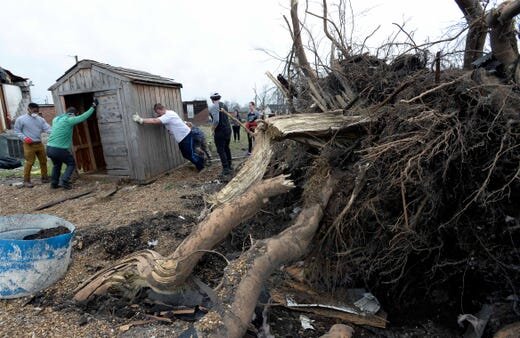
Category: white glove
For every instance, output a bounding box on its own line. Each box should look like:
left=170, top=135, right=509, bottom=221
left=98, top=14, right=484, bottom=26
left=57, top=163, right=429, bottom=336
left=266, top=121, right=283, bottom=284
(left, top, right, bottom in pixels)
left=132, top=113, right=144, bottom=124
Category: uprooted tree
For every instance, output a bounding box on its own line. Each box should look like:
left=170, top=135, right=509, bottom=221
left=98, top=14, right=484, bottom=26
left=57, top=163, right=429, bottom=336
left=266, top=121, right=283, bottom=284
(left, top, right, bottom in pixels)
left=74, top=1, right=520, bottom=337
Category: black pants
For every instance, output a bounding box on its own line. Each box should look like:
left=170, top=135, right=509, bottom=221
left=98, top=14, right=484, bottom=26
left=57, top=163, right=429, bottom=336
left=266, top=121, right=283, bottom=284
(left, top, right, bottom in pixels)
left=232, top=126, right=240, bottom=142
left=214, top=131, right=232, bottom=171
left=247, top=131, right=254, bottom=153
left=46, top=146, right=75, bottom=187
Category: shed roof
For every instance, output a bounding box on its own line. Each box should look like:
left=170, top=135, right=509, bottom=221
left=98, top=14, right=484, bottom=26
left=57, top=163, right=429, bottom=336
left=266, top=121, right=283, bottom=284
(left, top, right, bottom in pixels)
left=49, top=59, right=182, bottom=90
left=0, top=66, right=28, bottom=84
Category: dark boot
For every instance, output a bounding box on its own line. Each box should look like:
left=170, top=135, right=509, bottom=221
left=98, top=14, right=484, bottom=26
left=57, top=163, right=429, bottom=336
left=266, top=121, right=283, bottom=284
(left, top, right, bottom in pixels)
left=61, top=181, right=72, bottom=190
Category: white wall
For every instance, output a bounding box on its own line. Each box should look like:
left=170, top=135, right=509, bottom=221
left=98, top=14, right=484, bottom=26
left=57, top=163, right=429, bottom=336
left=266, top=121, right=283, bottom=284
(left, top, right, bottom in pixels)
left=2, top=84, right=23, bottom=119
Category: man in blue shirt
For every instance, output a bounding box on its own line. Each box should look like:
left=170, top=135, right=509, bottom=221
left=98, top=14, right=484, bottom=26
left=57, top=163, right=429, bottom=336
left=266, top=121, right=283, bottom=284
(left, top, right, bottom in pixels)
left=209, top=93, right=232, bottom=176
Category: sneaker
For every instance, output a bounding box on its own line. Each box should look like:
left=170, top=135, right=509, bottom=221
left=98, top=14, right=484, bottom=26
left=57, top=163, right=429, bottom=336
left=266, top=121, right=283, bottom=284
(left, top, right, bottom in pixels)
left=41, top=177, right=50, bottom=183
left=23, top=181, right=34, bottom=188
left=61, top=182, right=72, bottom=190
left=221, top=168, right=232, bottom=176
left=50, top=183, right=60, bottom=189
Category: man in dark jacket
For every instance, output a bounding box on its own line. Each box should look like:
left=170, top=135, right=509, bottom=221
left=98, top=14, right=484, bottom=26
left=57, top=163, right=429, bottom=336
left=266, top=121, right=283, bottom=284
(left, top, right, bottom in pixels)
left=209, top=93, right=232, bottom=176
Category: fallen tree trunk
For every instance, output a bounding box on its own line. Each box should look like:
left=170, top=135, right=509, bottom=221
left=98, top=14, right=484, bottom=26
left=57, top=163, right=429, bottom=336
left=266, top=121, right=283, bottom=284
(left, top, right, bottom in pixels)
left=74, top=174, right=295, bottom=301
left=209, top=112, right=370, bottom=206
left=195, top=170, right=336, bottom=337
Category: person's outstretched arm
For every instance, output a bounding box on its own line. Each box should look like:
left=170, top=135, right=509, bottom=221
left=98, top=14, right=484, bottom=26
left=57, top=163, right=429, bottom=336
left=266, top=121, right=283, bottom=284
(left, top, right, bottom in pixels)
left=68, top=99, right=98, bottom=125
left=133, top=113, right=163, bottom=125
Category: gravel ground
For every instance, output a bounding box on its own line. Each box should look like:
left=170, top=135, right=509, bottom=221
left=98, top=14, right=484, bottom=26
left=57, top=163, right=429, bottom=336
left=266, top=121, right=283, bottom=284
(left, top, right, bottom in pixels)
left=0, top=163, right=228, bottom=337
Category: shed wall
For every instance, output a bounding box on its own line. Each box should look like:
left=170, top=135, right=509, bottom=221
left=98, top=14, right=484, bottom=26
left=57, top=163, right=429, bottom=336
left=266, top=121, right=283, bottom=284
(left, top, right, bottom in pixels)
left=125, top=84, right=185, bottom=181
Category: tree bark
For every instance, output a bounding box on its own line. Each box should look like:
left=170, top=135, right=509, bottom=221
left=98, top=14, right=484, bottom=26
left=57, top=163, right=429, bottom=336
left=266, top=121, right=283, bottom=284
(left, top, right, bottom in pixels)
left=195, top=172, right=337, bottom=337
left=487, top=0, right=520, bottom=81
left=74, top=175, right=295, bottom=301
left=455, top=0, right=487, bottom=69
left=291, top=0, right=317, bottom=81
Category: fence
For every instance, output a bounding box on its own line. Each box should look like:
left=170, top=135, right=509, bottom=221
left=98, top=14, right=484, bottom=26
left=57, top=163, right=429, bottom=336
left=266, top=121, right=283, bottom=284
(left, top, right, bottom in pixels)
left=0, top=134, right=24, bottom=159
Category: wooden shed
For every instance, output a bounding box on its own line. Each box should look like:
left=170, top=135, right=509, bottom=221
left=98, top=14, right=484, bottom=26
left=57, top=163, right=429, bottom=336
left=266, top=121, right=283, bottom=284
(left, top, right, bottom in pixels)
left=48, top=59, right=185, bottom=183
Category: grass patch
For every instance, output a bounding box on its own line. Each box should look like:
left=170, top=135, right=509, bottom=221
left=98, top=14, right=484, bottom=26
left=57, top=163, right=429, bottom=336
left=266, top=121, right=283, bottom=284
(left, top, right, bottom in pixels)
left=0, top=158, right=53, bottom=179
left=199, top=125, right=250, bottom=158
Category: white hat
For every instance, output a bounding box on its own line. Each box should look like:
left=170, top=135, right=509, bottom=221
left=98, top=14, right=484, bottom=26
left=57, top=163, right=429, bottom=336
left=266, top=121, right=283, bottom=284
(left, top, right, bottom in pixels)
left=210, top=92, right=221, bottom=100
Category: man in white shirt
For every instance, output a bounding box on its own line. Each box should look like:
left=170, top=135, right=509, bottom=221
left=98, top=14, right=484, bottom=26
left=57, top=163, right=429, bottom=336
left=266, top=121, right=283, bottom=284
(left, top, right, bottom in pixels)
left=133, top=103, right=205, bottom=171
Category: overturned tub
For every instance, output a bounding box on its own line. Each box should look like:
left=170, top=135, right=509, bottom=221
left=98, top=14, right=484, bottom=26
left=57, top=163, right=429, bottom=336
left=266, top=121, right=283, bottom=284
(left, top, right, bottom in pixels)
left=0, top=214, right=75, bottom=299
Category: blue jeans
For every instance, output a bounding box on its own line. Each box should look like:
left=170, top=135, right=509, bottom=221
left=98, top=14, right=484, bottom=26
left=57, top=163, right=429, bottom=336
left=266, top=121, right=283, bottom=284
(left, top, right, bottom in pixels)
left=46, top=146, right=76, bottom=187
left=178, top=132, right=204, bottom=171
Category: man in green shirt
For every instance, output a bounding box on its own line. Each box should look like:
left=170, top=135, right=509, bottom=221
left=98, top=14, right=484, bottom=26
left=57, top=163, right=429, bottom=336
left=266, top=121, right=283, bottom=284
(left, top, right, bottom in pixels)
left=46, top=99, right=98, bottom=189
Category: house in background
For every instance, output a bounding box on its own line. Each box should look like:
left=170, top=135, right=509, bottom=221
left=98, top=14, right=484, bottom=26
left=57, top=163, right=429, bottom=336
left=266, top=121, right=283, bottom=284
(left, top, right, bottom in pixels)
left=265, top=104, right=289, bottom=117
left=38, top=104, right=56, bottom=125
left=0, top=67, right=32, bottom=133
left=182, top=100, right=209, bottom=125
left=49, top=59, right=185, bottom=183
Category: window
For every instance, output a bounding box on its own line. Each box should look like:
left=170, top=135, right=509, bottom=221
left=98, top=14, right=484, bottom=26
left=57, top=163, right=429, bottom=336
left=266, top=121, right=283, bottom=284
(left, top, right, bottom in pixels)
left=187, top=104, right=194, bottom=119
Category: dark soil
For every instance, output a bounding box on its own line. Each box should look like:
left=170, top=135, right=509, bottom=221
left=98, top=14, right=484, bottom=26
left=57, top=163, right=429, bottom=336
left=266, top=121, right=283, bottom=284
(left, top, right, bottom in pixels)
left=23, top=226, right=71, bottom=240
left=78, top=212, right=194, bottom=259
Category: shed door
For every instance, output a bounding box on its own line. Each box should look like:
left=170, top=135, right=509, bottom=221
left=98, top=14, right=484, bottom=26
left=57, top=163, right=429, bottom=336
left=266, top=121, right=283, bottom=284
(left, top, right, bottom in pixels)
left=94, top=90, right=129, bottom=175
left=65, top=92, right=106, bottom=173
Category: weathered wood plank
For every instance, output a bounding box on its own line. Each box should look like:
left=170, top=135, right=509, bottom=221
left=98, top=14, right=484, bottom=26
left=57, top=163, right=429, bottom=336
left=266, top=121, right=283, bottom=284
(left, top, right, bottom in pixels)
left=69, top=75, right=77, bottom=91
left=102, top=144, right=128, bottom=156
left=104, top=155, right=129, bottom=170
left=75, top=69, right=86, bottom=89
left=120, top=82, right=139, bottom=180
left=129, top=85, right=147, bottom=181
left=106, top=168, right=130, bottom=176
left=33, top=189, right=95, bottom=211
left=52, top=93, right=64, bottom=115
left=96, top=92, right=122, bottom=123
left=55, top=86, right=121, bottom=96
left=83, top=68, right=93, bottom=88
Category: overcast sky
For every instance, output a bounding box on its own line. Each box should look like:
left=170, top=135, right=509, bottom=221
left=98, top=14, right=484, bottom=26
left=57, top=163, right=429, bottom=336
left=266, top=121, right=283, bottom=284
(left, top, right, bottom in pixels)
left=1, top=0, right=464, bottom=106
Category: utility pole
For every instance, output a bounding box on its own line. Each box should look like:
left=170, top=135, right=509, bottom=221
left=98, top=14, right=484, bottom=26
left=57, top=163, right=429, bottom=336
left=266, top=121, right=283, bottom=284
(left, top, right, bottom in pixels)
left=68, top=55, right=79, bottom=64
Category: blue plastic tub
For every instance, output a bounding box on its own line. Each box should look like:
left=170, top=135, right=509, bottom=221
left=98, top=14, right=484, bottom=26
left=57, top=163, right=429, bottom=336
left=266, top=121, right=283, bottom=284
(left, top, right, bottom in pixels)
left=0, top=214, right=75, bottom=299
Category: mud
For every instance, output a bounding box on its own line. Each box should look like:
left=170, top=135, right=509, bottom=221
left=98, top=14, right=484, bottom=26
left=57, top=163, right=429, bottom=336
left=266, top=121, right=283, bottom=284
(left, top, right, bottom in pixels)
left=23, top=226, right=71, bottom=240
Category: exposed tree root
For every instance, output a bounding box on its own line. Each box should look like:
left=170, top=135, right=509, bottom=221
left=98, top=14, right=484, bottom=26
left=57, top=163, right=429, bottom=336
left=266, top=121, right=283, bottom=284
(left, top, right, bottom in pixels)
left=195, top=169, right=336, bottom=337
